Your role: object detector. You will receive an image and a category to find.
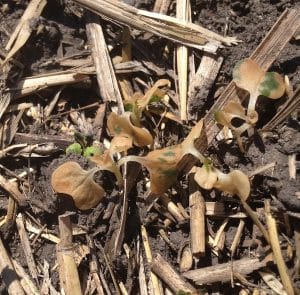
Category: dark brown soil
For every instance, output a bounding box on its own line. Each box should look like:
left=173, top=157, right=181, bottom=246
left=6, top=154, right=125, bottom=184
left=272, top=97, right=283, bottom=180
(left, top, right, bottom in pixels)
left=0, top=0, right=299, bottom=294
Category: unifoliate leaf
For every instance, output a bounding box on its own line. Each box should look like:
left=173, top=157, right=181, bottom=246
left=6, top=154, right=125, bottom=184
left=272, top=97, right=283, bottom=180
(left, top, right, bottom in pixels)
left=233, top=58, right=285, bottom=113
left=233, top=58, right=264, bottom=96
left=194, top=165, right=218, bottom=190
left=51, top=161, right=104, bottom=210
left=107, top=112, right=153, bottom=154
left=194, top=166, right=250, bottom=201
left=66, top=143, right=82, bottom=155
left=214, top=170, right=250, bottom=201
left=258, top=72, right=285, bottom=99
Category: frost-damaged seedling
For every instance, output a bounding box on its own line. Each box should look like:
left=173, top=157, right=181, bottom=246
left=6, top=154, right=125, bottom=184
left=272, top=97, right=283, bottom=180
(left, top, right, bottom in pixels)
left=107, top=112, right=153, bottom=154
left=215, top=58, right=285, bottom=151
left=118, top=119, right=205, bottom=195
left=233, top=58, right=285, bottom=120
left=51, top=161, right=105, bottom=210
left=124, top=79, right=170, bottom=126
left=194, top=161, right=270, bottom=243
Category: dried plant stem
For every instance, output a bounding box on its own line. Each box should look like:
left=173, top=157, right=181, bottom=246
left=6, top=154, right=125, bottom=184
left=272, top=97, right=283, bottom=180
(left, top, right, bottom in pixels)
left=188, top=53, right=223, bottom=120
left=16, top=214, right=38, bottom=280
left=189, top=190, right=206, bottom=257
left=138, top=247, right=148, bottom=295
left=230, top=219, right=245, bottom=255
left=160, top=194, right=186, bottom=223
left=2, top=0, right=47, bottom=67
left=0, top=236, right=25, bottom=295
left=73, top=0, right=239, bottom=51
left=263, top=86, right=300, bottom=131
left=176, top=0, right=189, bottom=120
left=57, top=213, right=82, bottom=295
left=6, top=196, right=17, bottom=224
left=240, top=199, right=270, bottom=244
left=151, top=253, right=198, bottom=294
left=86, top=14, right=124, bottom=111
left=288, top=154, right=296, bottom=180
left=248, top=162, right=276, bottom=178
left=140, top=225, right=162, bottom=295
left=86, top=236, right=104, bottom=295
left=12, top=258, right=40, bottom=295
left=183, top=257, right=267, bottom=285
left=179, top=243, right=193, bottom=272
left=265, top=200, right=295, bottom=295
left=11, top=71, right=90, bottom=99
left=0, top=175, right=26, bottom=205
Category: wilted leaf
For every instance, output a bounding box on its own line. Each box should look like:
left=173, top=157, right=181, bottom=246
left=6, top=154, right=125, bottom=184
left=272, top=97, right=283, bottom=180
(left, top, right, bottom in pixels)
left=51, top=161, right=105, bottom=210
left=107, top=112, right=153, bottom=154
left=195, top=166, right=250, bottom=201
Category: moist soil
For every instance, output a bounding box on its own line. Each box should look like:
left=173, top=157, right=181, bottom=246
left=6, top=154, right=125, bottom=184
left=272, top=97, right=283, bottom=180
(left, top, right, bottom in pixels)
left=0, top=0, right=299, bottom=294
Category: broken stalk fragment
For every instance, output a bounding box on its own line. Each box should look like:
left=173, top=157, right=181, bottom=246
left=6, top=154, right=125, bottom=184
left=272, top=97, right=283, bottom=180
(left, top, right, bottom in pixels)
left=118, top=119, right=204, bottom=195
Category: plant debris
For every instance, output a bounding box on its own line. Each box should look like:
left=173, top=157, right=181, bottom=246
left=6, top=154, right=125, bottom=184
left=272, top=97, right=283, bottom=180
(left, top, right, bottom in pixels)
left=0, top=1, right=299, bottom=295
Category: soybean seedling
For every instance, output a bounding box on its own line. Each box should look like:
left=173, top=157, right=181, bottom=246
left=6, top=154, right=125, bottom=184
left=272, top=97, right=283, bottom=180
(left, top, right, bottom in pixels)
left=124, top=79, right=170, bottom=127
left=51, top=161, right=105, bottom=210
left=118, top=119, right=205, bottom=195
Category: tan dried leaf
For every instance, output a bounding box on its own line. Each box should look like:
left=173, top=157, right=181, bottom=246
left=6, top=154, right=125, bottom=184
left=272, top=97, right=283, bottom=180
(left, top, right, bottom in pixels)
left=51, top=161, right=104, bottom=210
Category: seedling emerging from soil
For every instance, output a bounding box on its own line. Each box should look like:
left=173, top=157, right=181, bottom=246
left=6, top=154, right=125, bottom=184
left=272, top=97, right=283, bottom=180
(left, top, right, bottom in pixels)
left=124, top=79, right=170, bottom=126
left=83, top=145, right=103, bottom=158
left=89, top=149, right=123, bottom=187
left=233, top=58, right=285, bottom=122
left=51, top=161, right=105, bottom=210
left=118, top=120, right=204, bottom=194
left=194, top=161, right=250, bottom=201
left=66, top=143, right=82, bottom=155
left=107, top=112, right=153, bottom=154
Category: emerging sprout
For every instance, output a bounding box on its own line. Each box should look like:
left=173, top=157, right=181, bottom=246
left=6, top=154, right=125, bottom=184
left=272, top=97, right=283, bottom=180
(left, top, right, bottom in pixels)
left=194, top=163, right=250, bottom=201
left=118, top=120, right=204, bottom=195
left=107, top=112, right=153, bottom=154
left=89, top=150, right=123, bottom=187
left=83, top=145, right=103, bottom=158
left=66, top=143, right=82, bottom=155
left=51, top=161, right=105, bottom=210
left=233, top=58, right=285, bottom=120
left=124, top=79, right=170, bottom=126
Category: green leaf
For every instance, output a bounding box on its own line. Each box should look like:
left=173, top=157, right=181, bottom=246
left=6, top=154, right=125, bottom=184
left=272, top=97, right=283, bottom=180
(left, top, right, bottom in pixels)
left=66, top=143, right=82, bottom=155
left=258, top=72, right=285, bottom=99
left=83, top=146, right=103, bottom=158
